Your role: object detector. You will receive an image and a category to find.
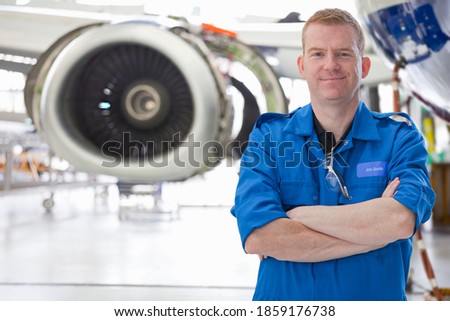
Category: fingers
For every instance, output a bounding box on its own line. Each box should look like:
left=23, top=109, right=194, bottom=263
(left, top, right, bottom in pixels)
left=286, top=208, right=296, bottom=219
left=382, top=177, right=400, bottom=198
left=286, top=207, right=300, bottom=219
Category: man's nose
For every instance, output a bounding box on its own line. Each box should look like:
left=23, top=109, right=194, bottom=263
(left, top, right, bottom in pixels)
left=324, top=55, right=340, bottom=70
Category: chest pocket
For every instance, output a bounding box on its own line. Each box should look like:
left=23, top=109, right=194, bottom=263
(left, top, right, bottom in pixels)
left=343, top=176, right=388, bottom=204
left=279, top=180, right=319, bottom=211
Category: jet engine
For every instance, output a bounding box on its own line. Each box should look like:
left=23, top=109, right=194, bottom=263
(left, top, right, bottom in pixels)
left=24, top=18, right=287, bottom=183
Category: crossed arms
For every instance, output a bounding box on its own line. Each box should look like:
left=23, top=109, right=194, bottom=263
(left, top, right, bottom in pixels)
left=244, top=177, right=416, bottom=262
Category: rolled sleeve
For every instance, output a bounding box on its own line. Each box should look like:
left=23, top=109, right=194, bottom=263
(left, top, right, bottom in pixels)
left=389, top=120, right=436, bottom=233
left=394, top=184, right=435, bottom=232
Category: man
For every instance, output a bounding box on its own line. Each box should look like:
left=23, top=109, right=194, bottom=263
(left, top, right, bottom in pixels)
left=231, top=8, right=436, bottom=300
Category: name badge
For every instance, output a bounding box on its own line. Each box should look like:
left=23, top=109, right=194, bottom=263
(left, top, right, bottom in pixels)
left=357, top=161, right=387, bottom=177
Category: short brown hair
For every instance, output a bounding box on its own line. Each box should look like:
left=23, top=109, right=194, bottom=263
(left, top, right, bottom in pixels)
left=302, top=8, right=365, bottom=55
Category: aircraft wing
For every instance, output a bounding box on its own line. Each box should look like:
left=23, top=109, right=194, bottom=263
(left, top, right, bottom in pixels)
left=0, top=5, right=122, bottom=73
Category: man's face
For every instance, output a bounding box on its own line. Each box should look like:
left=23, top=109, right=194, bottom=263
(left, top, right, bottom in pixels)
left=297, top=23, right=370, bottom=105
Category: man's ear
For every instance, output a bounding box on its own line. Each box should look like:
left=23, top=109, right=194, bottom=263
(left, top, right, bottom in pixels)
left=361, top=56, right=371, bottom=79
left=297, top=55, right=305, bottom=77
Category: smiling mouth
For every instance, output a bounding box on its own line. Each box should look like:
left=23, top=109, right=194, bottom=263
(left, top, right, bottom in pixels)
left=321, top=77, right=346, bottom=81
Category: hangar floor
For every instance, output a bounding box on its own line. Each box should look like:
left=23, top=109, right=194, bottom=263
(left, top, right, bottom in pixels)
left=0, top=164, right=449, bottom=301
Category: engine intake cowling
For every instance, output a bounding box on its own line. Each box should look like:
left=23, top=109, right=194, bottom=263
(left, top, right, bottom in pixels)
left=26, top=22, right=233, bottom=182
left=25, top=19, right=288, bottom=183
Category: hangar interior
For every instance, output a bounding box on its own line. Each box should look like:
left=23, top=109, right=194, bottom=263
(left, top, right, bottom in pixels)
left=1, top=0, right=450, bottom=301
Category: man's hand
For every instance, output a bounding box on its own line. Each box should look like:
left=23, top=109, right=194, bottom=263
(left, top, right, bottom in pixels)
left=382, top=177, right=400, bottom=198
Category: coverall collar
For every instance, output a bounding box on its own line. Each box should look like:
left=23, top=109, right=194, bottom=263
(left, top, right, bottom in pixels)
left=284, top=101, right=381, bottom=142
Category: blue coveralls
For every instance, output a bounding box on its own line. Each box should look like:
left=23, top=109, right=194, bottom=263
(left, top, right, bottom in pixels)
left=231, top=102, right=436, bottom=300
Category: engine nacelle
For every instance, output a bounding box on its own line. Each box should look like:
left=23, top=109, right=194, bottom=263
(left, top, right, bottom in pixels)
left=25, top=18, right=287, bottom=183
left=356, top=0, right=450, bottom=122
